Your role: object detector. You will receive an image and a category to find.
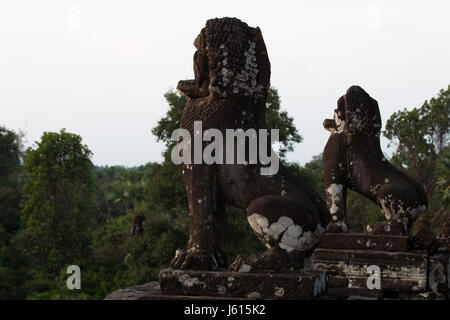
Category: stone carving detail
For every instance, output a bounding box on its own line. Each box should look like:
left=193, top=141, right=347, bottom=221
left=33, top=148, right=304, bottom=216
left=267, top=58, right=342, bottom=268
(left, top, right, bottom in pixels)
left=322, top=86, right=428, bottom=234
left=171, top=17, right=329, bottom=271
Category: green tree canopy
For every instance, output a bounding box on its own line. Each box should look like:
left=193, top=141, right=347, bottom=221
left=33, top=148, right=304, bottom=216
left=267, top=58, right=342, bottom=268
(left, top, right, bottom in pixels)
left=0, top=126, right=23, bottom=244
left=384, top=85, right=449, bottom=196
left=21, top=129, right=96, bottom=272
left=384, top=84, right=449, bottom=232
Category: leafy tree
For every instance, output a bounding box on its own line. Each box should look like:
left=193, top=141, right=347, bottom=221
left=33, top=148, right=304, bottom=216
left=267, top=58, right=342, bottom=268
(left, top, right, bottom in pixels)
left=384, top=85, right=449, bottom=232
left=265, top=88, right=302, bottom=160
left=287, top=154, right=325, bottom=197
left=152, top=91, right=187, bottom=149
left=125, top=211, right=188, bottom=283
left=144, top=161, right=187, bottom=213
left=0, top=126, right=23, bottom=245
left=81, top=214, right=131, bottom=299
left=434, top=147, right=450, bottom=209
left=92, top=165, right=150, bottom=223
left=0, top=126, right=26, bottom=299
left=384, top=85, right=449, bottom=197
left=20, top=129, right=96, bottom=273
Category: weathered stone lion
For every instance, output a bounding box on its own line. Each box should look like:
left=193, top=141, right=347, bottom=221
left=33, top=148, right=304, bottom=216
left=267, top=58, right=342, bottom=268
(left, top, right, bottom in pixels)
left=323, top=86, right=427, bottom=235
left=171, top=17, right=330, bottom=271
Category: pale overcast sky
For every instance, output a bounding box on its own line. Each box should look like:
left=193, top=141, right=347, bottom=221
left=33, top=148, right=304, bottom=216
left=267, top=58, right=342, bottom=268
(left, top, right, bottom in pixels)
left=1, top=0, right=449, bottom=166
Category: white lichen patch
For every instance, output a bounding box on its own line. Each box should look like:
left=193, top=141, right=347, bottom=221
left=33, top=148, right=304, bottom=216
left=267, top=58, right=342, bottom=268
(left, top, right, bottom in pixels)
left=218, top=41, right=264, bottom=100
left=248, top=213, right=325, bottom=252
left=279, top=224, right=303, bottom=251
left=178, top=274, right=205, bottom=288
left=380, top=195, right=426, bottom=222
left=247, top=214, right=294, bottom=242
left=217, top=285, right=226, bottom=295
left=238, top=263, right=252, bottom=273
left=279, top=224, right=325, bottom=252
left=327, top=184, right=343, bottom=216
left=333, top=111, right=345, bottom=133
left=428, top=261, right=446, bottom=293
left=369, top=184, right=381, bottom=195
left=274, top=287, right=284, bottom=297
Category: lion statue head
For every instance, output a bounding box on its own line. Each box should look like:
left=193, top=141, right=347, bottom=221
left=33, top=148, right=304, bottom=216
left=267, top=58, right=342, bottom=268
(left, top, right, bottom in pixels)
left=324, top=85, right=382, bottom=139
left=177, top=17, right=271, bottom=102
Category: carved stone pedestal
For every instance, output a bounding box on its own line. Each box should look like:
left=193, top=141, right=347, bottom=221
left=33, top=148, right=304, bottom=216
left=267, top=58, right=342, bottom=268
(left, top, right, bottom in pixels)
left=158, top=268, right=327, bottom=300
left=314, top=233, right=449, bottom=299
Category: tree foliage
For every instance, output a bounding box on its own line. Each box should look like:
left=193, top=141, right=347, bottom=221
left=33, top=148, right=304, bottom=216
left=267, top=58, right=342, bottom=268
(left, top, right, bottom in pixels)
left=384, top=85, right=449, bottom=196
left=21, top=129, right=96, bottom=272
left=384, top=85, right=449, bottom=232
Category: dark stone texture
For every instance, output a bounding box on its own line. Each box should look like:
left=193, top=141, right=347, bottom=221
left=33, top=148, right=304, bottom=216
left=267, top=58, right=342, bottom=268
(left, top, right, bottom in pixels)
left=158, top=268, right=327, bottom=300
left=399, top=291, right=446, bottom=300
left=348, top=250, right=427, bottom=292
left=315, top=248, right=428, bottom=293
left=427, top=252, right=449, bottom=297
left=320, top=287, right=383, bottom=300
left=314, top=248, right=350, bottom=275
left=412, top=228, right=440, bottom=254
left=367, top=220, right=409, bottom=236
left=318, top=233, right=409, bottom=252
left=229, top=249, right=304, bottom=273
left=105, top=281, right=249, bottom=300
left=322, top=86, right=427, bottom=234
left=326, top=275, right=348, bottom=288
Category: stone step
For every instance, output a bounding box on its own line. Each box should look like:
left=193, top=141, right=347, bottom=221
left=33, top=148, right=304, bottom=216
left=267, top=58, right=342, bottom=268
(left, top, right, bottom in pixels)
left=318, top=287, right=383, bottom=300
left=105, top=281, right=250, bottom=300
left=314, top=248, right=428, bottom=292
left=158, top=268, right=327, bottom=300
left=318, top=233, right=410, bottom=252
left=105, top=280, right=445, bottom=300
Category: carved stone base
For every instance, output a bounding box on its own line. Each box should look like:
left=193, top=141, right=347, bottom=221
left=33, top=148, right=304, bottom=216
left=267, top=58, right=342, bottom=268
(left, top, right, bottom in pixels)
left=314, top=233, right=450, bottom=299
left=158, top=268, right=327, bottom=300
left=315, top=248, right=428, bottom=292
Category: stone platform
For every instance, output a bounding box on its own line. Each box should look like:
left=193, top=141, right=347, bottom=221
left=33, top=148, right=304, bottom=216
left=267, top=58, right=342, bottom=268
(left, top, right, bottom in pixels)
left=105, top=281, right=249, bottom=300
left=314, top=233, right=449, bottom=299
left=105, top=231, right=449, bottom=300
left=158, top=268, right=327, bottom=300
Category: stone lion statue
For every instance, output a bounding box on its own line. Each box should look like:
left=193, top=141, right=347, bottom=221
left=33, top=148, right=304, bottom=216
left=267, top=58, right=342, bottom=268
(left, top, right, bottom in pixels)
left=171, top=17, right=330, bottom=271
left=322, top=85, right=427, bottom=235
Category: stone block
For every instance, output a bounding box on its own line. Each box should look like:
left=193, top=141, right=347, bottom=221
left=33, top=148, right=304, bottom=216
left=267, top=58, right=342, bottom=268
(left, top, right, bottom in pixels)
left=314, top=248, right=350, bottom=275
left=318, top=233, right=409, bottom=252
left=158, top=268, right=327, bottom=300
left=347, top=250, right=428, bottom=292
